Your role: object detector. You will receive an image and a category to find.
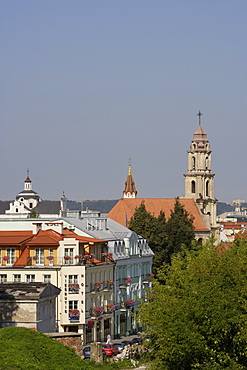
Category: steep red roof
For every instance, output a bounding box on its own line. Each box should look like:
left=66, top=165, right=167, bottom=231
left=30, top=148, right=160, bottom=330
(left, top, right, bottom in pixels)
left=107, top=198, right=209, bottom=232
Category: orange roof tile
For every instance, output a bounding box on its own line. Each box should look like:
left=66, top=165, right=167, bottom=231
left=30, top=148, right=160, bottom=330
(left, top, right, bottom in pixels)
left=107, top=198, right=209, bottom=232
left=27, top=229, right=62, bottom=246
left=0, top=231, right=33, bottom=245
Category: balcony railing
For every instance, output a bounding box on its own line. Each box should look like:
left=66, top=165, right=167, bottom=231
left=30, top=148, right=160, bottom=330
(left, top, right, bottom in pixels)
left=89, top=304, right=116, bottom=318
left=89, top=281, right=113, bottom=293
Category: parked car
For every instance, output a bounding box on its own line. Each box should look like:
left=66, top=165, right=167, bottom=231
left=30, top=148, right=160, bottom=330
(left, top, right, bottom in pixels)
left=131, top=337, right=143, bottom=345
left=82, top=346, right=90, bottom=359
left=114, top=342, right=124, bottom=353
left=121, top=340, right=133, bottom=347
left=102, top=344, right=119, bottom=356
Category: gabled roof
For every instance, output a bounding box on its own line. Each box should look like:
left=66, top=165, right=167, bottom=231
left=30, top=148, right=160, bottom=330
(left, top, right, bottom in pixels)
left=27, top=230, right=62, bottom=246
left=34, top=201, right=60, bottom=214
left=0, top=231, right=33, bottom=245
left=107, top=198, right=209, bottom=232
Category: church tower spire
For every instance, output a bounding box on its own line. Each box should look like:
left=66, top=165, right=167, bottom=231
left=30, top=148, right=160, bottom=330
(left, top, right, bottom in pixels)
left=183, top=112, right=217, bottom=227
left=24, top=168, right=32, bottom=191
left=123, top=159, right=137, bottom=198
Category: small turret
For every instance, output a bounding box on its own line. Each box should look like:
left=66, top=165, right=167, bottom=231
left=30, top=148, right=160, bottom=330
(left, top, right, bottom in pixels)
left=123, top=159, right=137, bottom=199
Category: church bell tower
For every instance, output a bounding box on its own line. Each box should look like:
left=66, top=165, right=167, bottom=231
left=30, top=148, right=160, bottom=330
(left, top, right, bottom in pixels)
left=183, top=112, right=217, bottom=228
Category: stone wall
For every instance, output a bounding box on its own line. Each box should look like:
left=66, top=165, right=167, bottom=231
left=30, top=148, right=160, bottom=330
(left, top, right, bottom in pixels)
left=48, top=332, right=83, bottom=357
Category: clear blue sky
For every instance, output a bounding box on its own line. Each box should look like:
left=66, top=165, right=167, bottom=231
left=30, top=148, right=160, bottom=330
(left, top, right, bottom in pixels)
left=1, top=1, right=246, bottom=203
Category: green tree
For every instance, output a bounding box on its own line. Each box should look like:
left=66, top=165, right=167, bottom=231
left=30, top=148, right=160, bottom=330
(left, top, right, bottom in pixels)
left=129, top=202, right=167, bottom=273
left=128, top=201, right=156, bottom=242
left=129, top=199, right=195, bottom=270
left=166, top=198, right=195, bottom=263
left=138, top=240, right=247, bottom=369
left=27, top=209, right=39, bottom=218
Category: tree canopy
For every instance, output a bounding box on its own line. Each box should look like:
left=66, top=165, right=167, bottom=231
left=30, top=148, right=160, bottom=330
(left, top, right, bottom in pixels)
left=138, top=239, right=247, bottom=369
left=128, top=199, right=195, bottom=271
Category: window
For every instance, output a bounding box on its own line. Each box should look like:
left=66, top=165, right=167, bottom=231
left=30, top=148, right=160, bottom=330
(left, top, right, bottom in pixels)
left=43, top=275, right=51, bottom=283
left=6, top=248, right=15, bottom=265
left=69, top=300, right=78, bottom=310
left=26, top=275, right=35, bottom=283
left=35, top=248, right=44, bottom=265
left=192, top=156, right=196, bottom=169
left=48, top=248, right=54, bottom=265
left=29, top=203, right=33, bottom=208
left=68, top=275, right=79, bottom=293
left=206, top=181, right=209, bottom=197
left=64, top=248, right=73, bottom=265
left=0, top=274, right=7, bottom=282
left=191, top=181, right=196, bottom=194
left=16, top=208, right=18, bottom=213
left=13, top=274, right=21, bottom=282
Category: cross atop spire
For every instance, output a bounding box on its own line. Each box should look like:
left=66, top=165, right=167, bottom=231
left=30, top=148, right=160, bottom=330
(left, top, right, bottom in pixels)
left=197, top=110, right=203, bottom=125
left=128, top=158, right=132, bottom=175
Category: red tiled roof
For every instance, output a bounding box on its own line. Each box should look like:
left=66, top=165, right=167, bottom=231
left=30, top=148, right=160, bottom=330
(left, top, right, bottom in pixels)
left=220, top=222, right=247, bottom=230
left=0, top=231, right=33, bottom=245
left=27, top=230, right=62, bottom=246
left=107, top=198, right=209, bottom=232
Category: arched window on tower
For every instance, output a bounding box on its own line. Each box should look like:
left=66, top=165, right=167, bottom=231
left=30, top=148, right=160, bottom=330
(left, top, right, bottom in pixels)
left=205, top=157, right=208, bottom=170
left=192, top=157, right=196, bottom=170
left=191, top=181, right=196, bottom=193
left=206, top=181, right=209, bottom=197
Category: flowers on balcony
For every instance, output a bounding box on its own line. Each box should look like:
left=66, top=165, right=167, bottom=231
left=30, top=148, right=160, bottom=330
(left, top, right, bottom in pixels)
left=107, top=303, right=116, bottom=313
left=69, top=309, right=80, bottom=320
left=102, top=252, right=113, bottom=257
left=92, top=306, right=104, bottom=317
left=149, top=273, right=155, bottom=279
left=124, top=299, right=135, bottom=309
left=75, top=255, right=82, bottom=259
left=90, top=254, right=95, bottom=259
left=106, top=279, right=114, bottom=287
left=69, top=283, right=80, bottom=292
left=32, top=256, right=38, bottom=261
left=83, top=255, right=90, bottom=260
left=125, top=277, right=132, bottom=284
left=87, top=320, right=95, bottom=327
left=94, top=282, right=103, bottom=290
left=64, top=256, right=71, bottom=261
left=3, top=256, right=10, bottom=261
left=46, top=256, right=54, bottom=261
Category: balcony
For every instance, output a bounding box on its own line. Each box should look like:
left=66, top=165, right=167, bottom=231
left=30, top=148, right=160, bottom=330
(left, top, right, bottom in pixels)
left=118, top=277, right=132, bottom=288
left=69, top=309, right=80, bottom=321
left=89, top=306, right=104, bottom=318
left=68, top=283, right=80, bottom=294
left=143, top=273, right=154, bottom=283
left=89, top=304, right=116, bottom=318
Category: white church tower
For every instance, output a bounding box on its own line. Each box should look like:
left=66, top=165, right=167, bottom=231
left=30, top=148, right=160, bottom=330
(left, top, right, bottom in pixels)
left=183, top=112, right=217, bottom=228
